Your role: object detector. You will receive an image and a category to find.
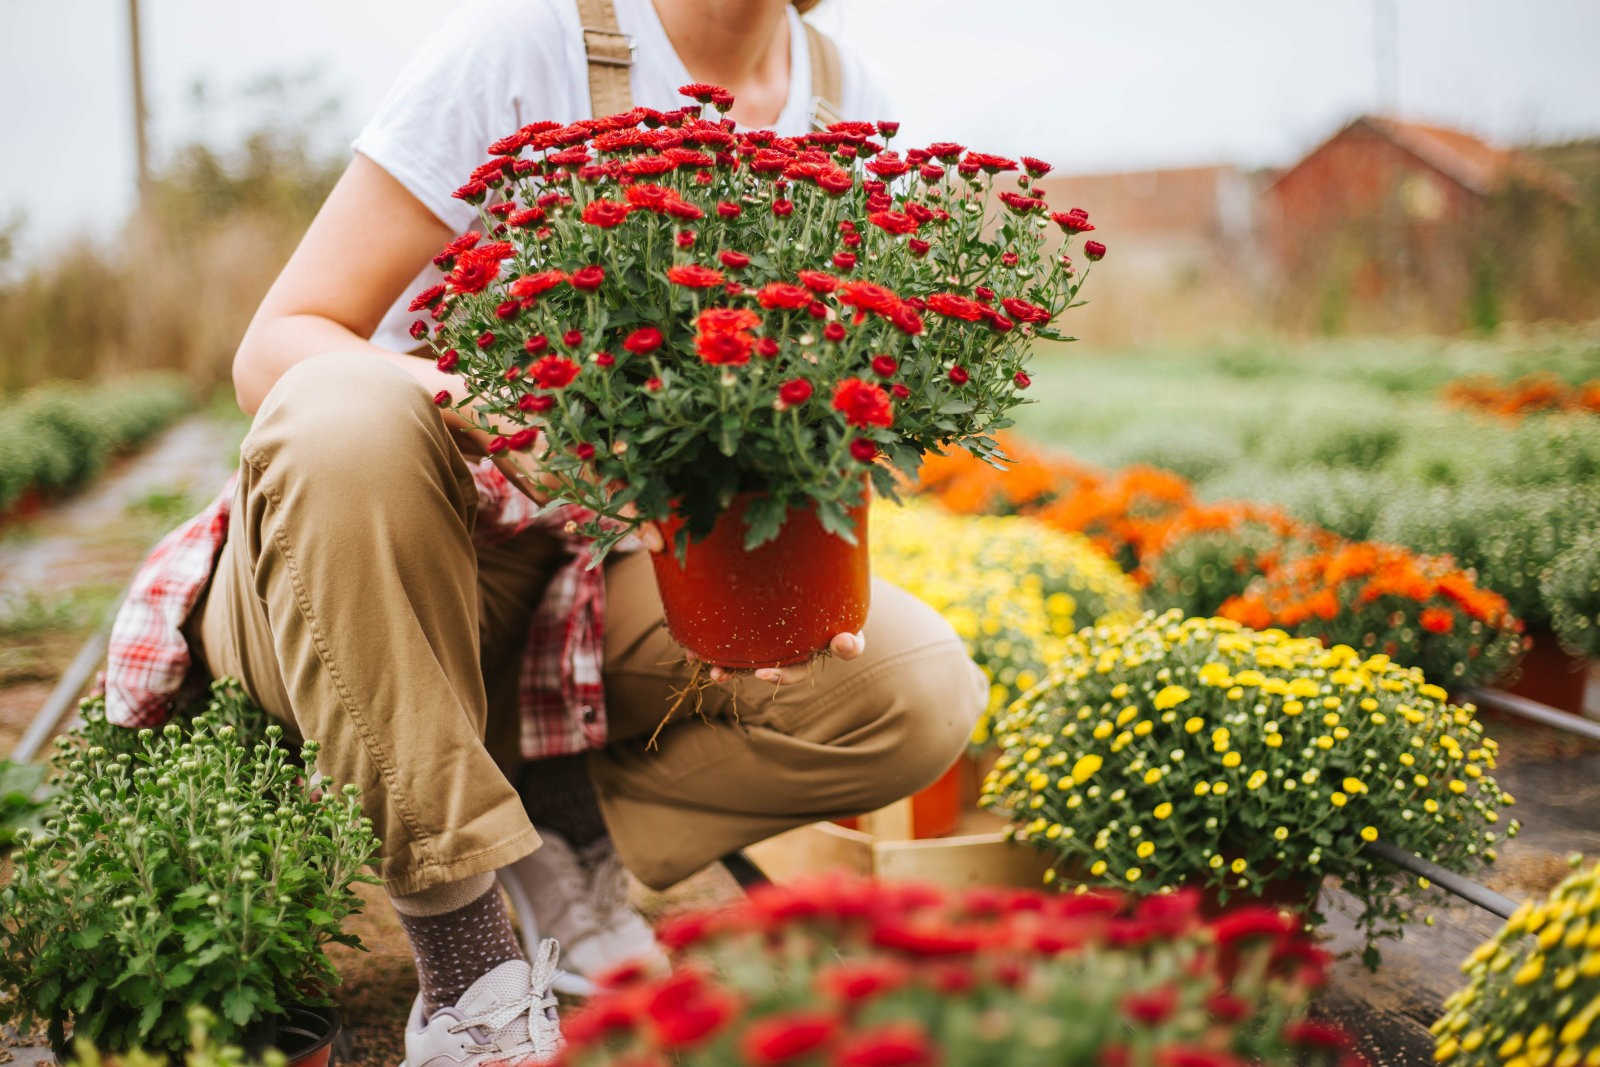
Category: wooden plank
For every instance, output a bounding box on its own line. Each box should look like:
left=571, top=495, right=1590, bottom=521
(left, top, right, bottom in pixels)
left=875, top=830, right=1053, bottom=889
left=745, top=819, right=1052, bottom=890
left=745, top=820, right=876, bottom=883
left=860, top=797, right=914, bottom=841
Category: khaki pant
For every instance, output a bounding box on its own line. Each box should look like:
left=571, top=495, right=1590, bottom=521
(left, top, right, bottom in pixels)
left=193, top=353, right=984, bottom=896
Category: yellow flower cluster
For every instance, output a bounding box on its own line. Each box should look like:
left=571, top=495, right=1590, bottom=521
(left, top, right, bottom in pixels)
left=980, top=609, right=1516, bottom=956
left=871, top=500, right=1139, bottom=745
left=1436, top=857, right=1600, bottom=1067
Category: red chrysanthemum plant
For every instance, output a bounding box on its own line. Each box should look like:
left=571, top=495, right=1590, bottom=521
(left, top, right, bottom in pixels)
left=412, top=85, right=1099, bottom=562
left=550, top=876, right=1362, bottom=1067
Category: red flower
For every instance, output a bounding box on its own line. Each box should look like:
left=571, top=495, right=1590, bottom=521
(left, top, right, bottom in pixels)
left=678, top=82, right=723, bottom=104
left=926, top=292, right=986, bottom=322
left=948, top=366, right=970, bottom=385
left=697, top=331, right=754, bottom=365
left=562, top=329, right=583, bottom=347
left=1085, top=240, right=1107, bottom=261
left=446, top=244, right=514, bottom=294
left=580, top=198, right=633, bottom=227
left=1420, top=607, right=1455, bottom=634
left=1052, top=210, right=1095, bottom=233
left=890, top=383, right=911, bottom=400
left=408, top=283, right=447, bottom=312
left=451, top=179, right=488, bottom=203
left=772, top=199, right=795, bottom=217
left=562, top=999, right=637, bottom=1048
left=432, top=389, right=451, bottom=406
left=816, top=959, right=908, bottom=1003
left=624, top=183, right=674, bottom=212
left=1209, top=907, right=1296, bottom=949
left=1120, top=985, right=1178, bottom=1025
left=476, top=331, right=496, bottom=349
left=889, top=305, right=924, bottom=335
left=508, top=428, right=538, bottom=451
left=832, top=251, right=858, bottom=271
left=435, top=349, right=460, bottom=372
left=574, top=442, right=597, bottom=461
left=833, top=1023, right=937, bottom=1067
left=667, top=264, right=726, bottom=288
left=823, top=322, right=847, bottom=342
left=623, top=326, right=664, bottom=354
left=1283, top=1021, right=1354, bottom=1051
left=757, top=282, right=811, bottom=310
left=697, top=307, right=761, bottom=335
left=832, top=378, right=894, bottom=428
left=927, top=141, right=965, bottom=161
left=524, top=334, right=549, bottom=355
left=778, top=379, right=814, bottom=407
left=740, top=1013, right=838, bottom=1066
left=1021, top=155, right=1053, bottom=177
left=531, top=355, right=581, bottom=389
left=645, top=376, right=664, bottom=392
left=510, top=269, right=567, bottom=299
left=571, top=264, right=606, bottom=290
left=1014, top=371, right=1032, bottom=389
left=838, top=281, right=900, bottom=316
left=716, top=200, right=743, bottom=218
left=409, top=320, right=429, bottom=340
left=871, top=355, right=899, bottom=378
left=1001, top=297, right=1050, bottom=325
left=964, top=150, right=1018, bottom=174
left=676, top=229, right=697, bottom=249
left=518, top=394, right=555, bottom=414
left=907, top=238, right=930, bottom=258
left=757, top=337, right=780, bottom=358
left=719, top=249, right=751, bottom=269
left=867, top=210, right=919, bottom=235
left=1155, top=1049, right=1246, bottom=1067
left=1204, top=992, right=1249, bottom=1023
left=797, top=270, right=840, bottom=293
left=999, top=191, right=1043, bottom=215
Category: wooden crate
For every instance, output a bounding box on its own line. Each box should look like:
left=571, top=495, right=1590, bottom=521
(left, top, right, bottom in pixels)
left=745, top=799, right=1052, bottom=889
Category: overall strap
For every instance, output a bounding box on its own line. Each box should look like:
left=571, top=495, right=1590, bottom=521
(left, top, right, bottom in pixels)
left=803, top=21, right=844, bottom=130
left=577, top=0, right=634, bottom=116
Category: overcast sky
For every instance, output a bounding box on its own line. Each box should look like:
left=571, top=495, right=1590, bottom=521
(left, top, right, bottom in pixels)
left=4, top=0, right=1599, bottom=258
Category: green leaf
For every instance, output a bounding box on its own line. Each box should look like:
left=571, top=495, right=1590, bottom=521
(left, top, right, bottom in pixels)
left=222, top=986, right=259, bottom=1027
left=741, top=494, right=788, bottom=550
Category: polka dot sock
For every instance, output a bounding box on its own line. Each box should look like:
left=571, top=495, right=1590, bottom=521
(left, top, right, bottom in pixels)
left=392, top=881, right=525, bottom=1019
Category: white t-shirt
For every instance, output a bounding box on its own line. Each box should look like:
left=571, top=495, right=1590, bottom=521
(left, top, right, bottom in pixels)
left=354, top=0, right=896, bottom=354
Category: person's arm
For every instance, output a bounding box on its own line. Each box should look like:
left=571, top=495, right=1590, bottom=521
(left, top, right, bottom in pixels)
left=232, top=154, right=457, bottom=418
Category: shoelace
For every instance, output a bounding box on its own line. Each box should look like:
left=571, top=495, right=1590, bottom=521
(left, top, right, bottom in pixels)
left=447, top=940, right=564, bottom=1059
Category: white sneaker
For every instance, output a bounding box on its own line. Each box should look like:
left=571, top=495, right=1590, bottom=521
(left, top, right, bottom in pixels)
left=402, top=945, right=563, bottom=1067
left=499, top=831, right=668, bottom=984
left=579, top=837, right=670, bottom=977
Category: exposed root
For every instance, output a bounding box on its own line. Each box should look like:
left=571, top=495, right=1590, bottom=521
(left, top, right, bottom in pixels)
left=648, top=659, right=719, bottom=750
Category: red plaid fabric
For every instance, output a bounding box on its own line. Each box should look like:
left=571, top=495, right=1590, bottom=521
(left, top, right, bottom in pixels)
left=105, top=461, right=623, bottom=759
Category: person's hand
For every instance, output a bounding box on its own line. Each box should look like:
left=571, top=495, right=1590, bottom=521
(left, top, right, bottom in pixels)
left=450, top=404, right=665, bottom=551
left=698, top=631, right=867, bottom=686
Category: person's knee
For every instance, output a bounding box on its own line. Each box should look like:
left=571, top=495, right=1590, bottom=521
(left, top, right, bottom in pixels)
left=872, top=639, right=985, bottom=795
left=242, top=352, right=453, bottom=492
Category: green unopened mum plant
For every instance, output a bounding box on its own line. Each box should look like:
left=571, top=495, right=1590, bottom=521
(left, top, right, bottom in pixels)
left=0, top=680, right=378, bottom=1054
left=982, top=610, right=1517, bottom=964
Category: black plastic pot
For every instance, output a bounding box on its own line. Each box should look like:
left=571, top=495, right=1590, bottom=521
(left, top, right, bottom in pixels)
left=248, top=1005, right=340, bottom=1067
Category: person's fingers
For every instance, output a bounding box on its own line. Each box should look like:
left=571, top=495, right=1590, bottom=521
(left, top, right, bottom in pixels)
left=830, top=631, right=867, bottom=659
left=638, top=521, right=664, bottom=553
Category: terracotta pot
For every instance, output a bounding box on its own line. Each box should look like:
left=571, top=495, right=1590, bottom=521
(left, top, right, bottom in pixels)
left=651, top=491, right=870, bottom=668
left=1499, top=630, right=1591, bottom=715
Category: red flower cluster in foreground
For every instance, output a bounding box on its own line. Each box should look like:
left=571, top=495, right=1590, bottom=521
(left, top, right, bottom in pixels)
left=535, top=876, right=1359, bottom=1067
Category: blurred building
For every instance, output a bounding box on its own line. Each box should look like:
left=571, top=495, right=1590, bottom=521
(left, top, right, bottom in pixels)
left=1258, top=116, right=1582, bottom=328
